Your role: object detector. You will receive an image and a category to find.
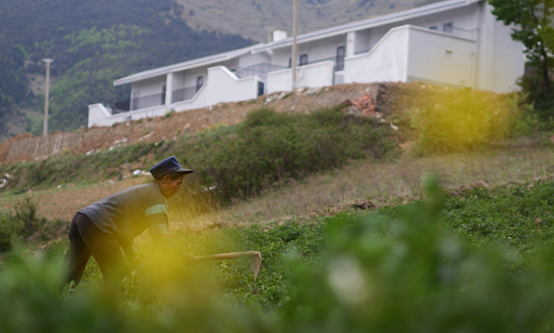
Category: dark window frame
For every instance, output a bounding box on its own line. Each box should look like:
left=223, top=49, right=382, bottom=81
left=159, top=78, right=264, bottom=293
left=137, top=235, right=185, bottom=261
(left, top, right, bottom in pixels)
left=196, top=76, right=204, bottom=92
left=299, top=54, right=308, bottom=66
left=336, top=46, right=345, bottom=71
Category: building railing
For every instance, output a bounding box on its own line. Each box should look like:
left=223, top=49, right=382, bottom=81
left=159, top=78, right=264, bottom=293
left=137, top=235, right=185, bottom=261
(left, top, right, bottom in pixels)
left=355, top=48, right=371, bottom=55
left=235, top=63, right=286, bottom=78
left=112, top=84, right=204, bottom=112
left=112, top=92, right=164, bottom=112
left=450, top=26, right=476, bottom=39
left=132, top=93, right=164, bottom=111
left=289, top=56, right=345, bottom=72
left=430, top=25, right=476, bottom=39
left=172, top=84, right=203, bottom=103
left=352, top=25, right=476, bottom=58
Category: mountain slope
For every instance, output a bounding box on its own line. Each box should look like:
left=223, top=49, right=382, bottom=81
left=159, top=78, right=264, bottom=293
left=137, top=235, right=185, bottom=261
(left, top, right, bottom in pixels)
left=174, top=0, right=441, bottom=42
left=0, top=0, right=440, bottom=141
left=0, top=0, right=254, bottom=140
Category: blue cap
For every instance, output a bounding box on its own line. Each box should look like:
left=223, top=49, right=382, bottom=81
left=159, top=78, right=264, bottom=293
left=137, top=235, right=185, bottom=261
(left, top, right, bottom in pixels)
left=150, top=156, right=193, bottom=180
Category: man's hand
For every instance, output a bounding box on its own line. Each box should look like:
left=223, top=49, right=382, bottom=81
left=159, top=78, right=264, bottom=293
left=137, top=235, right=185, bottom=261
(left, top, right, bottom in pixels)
left=130, top=256, right=145, bottom=271
left=184, top=253, right=197, bottom=264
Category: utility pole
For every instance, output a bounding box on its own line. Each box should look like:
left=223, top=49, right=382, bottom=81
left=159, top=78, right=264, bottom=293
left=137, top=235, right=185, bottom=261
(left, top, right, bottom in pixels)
left=43, top=58, right=53, bottom=136
left=291, top=0, right=298, bottom=90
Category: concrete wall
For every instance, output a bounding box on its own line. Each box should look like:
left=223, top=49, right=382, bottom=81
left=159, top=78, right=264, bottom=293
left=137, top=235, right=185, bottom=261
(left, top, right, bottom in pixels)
left=344, top=26, right=410, bottom=84
left=406, top=26, right=477, bottom=88
left=89, top=0, right=525, bottom=127
left=267, top=61, right=335, bottom=93
left=89, top=66, right=260, bottom=127
left=476, top=2, right=524, bottom=93
left=271, top=35, right=345, bottom=67
left=350, top=3, right=480, bottom=56
left=172, top=66, right=259, bottom=112
left=88, top=104, right=114, bottom=127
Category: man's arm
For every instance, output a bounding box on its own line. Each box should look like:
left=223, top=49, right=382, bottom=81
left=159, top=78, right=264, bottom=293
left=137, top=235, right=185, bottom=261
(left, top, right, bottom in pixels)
left=148, top=222, right=196, bottom=262
left=121, top=242, right=140, bottom=267
left=147, top=223, right=171, bottom=251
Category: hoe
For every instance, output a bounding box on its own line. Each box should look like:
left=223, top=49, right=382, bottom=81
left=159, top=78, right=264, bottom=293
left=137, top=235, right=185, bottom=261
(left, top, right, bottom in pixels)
left=195, top=251, right=263, bottom=281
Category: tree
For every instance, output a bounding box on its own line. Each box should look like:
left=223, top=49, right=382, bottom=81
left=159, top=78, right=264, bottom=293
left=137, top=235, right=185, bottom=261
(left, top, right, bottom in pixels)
left=489, top=0, right=554, bottom=94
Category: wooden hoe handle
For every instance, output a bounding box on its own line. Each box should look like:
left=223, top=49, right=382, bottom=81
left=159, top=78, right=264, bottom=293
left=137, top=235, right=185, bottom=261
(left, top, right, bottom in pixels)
left=195, top=251, right=262, bottom=281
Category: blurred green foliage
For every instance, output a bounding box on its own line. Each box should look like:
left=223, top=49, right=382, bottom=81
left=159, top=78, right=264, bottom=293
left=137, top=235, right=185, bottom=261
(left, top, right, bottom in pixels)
left=4, top=177, right=554, bottom=331
left=408, top=87, right=537, bottom=153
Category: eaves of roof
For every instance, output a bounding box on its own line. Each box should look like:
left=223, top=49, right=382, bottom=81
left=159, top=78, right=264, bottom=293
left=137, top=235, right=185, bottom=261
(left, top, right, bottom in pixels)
left=113, top=44, right=262, bottom=86
left=251, top=0, right=482, bottom=52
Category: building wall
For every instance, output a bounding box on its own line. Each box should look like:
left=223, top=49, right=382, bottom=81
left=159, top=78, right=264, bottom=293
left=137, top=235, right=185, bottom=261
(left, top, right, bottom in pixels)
left=404, top=3, right=479, bottom=30
left=90, top=1, right=525, bottom=127
left=344, top=26, right=409, bottom=84
left=90, top=66, right=260, bottom=127
left=406, top=26, right=477, bottom=88
left=238, top=52, right=271, bottom=68
left=490, top=17, right=524, bottom=92
left=131, top=76, right=166, bottom=99
left=173, top=66, right=259, bottom=110
left=353, top=3, right=480, bottom=55
left=267, top=61, right=334, bottom=93
left=271, top=35, right=346, bottom=67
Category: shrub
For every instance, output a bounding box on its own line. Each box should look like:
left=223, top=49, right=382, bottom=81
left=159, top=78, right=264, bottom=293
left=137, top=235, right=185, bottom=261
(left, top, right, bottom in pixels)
left=175, top=107, right=395, bottom=204
left=409, top=87, right=534, bottom=153
left=0, top=198, right=67, bottom=252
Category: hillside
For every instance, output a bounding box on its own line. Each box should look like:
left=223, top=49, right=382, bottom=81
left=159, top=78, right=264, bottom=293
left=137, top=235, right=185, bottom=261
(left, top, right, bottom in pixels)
left=0, top=0, right=439, bottom=142
left=0, top=0, right=254, bottom=141
left=0, top=83, right=386, bottom=165
left=175, top=0, right=441, bottom=42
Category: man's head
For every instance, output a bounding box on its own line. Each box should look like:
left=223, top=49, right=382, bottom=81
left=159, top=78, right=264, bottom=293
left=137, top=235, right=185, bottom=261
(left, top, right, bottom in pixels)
left=150, top=156, right=193, bottom=199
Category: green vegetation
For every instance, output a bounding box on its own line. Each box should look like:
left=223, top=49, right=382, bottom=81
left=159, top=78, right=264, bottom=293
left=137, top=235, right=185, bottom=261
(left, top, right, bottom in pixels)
left=404, top=86, right=536, bottom=153
left=0, top=0, right=253, bottom=134
left=489, top=0, right=554, bottom=121
left=0, top=108, right=396, bottom=211
left=3, top=177, right=554, bottom=331
left=0, top=198, right=66, bottom=252
left=0, top=41, right=27, bottom=136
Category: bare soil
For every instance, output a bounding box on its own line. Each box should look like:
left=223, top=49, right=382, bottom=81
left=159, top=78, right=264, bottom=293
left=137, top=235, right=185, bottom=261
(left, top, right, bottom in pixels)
left=0, top=82, right=392, bottom=165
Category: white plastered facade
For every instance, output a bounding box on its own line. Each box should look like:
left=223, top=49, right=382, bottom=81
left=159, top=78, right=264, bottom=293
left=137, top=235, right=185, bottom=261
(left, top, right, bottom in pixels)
left=88, top=0, right=524, bottom=127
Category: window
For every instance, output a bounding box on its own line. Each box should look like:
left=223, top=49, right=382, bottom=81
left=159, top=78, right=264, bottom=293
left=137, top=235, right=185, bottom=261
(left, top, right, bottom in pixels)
left=429, top=25, right=438, bottom=30
left=161, top=85, right=166, bottom=104
left=336, top=46, right=345, bottom=71
left=443, top=22, right=453, bottom=33
left=288, top=57, right=292, bottom=68
left=196, top=76, right=204, bottom=92
left=299, top=54, right=308, bottom=66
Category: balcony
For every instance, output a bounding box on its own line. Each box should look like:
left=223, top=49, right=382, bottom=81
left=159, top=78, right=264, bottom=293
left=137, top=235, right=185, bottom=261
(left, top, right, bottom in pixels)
left=234, top=63, right=286, bottom=79
left=112, top=84, right=204, bottom=112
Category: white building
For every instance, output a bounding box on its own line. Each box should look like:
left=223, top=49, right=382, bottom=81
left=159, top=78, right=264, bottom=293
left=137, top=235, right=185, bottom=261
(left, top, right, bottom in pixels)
left=88, top=0, right=525, bottom=127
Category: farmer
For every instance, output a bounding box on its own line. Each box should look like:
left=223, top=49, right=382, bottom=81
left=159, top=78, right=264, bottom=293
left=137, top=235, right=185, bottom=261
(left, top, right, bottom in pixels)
left=63, top=156, right=193, bottom=288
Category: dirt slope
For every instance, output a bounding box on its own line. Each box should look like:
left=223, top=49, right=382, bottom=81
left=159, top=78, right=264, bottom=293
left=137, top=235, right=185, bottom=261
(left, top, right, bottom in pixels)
left=0, top=83, right=398, bottom=165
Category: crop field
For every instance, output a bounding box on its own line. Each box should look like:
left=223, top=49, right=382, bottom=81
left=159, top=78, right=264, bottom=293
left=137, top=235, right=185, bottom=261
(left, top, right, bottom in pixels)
left=1, top=91, right=554, bottom=331
left=3, top=176, right=554, bottom=331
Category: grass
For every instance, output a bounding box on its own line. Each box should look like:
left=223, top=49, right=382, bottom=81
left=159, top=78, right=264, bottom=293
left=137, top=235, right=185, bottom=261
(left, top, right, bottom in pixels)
left=4, top=177, right=554, bottom=331
left=2, top=135, right=554, bottom=224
